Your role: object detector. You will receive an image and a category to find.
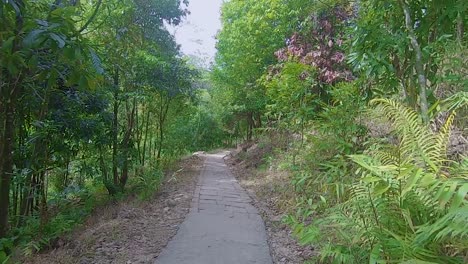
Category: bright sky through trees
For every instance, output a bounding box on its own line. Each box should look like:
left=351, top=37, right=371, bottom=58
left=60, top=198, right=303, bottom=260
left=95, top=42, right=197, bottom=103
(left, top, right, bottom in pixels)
left=170, top=0, right=223, bottom=66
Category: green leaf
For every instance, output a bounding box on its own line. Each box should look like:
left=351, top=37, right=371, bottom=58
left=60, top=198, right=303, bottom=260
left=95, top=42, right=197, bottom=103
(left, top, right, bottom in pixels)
left=419, top=173, right=436, bottom=187
left=449, top=183, right=468, bottom=211
left=400, top=260, right=439, bottom=264
left=402, top=168, right=423, bottom=196
left=401, top=208, right=415, bottom=232
left=1, top=36, right=14, bottom=52
left=64, top=46, right=75, bottom=60
left=0, top=251, right=9, bottom=264
left=47, top=69, right=59, bottom=89
left=89, top=48, right=104, bottom=74
left=49, top=33, right=66, bottom=48
left=437, top=181, right=458, bottom=209
left=369, top=243, right=382, bottom=264
left=362, top=176, right=382, bottom=184
left=373, top=181, right=390, bottom=196
left=23, top=29, right=46, bottom=47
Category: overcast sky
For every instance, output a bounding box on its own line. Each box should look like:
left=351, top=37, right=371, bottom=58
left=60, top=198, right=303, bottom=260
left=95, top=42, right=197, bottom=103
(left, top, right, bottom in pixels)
left=169, top=0, right=223, bottom=67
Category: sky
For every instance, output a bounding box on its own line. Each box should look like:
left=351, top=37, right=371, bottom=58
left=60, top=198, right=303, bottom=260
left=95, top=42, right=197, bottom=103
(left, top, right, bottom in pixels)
left=169, top=0, right=223, bottom=67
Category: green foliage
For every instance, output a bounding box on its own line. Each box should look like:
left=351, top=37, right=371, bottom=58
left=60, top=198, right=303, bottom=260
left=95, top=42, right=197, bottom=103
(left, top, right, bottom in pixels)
left=0, top=0, right=229, bottom=260
left=132, top=166, right=164, bottom=201
left=291, top=82, right=366, bottom=204
left=212, top=0, right=315, bottom=140
left=262, top=61, right=317, bottom=130
left=0, top=238, right=12, bottom=263
left=210, top=0, right=467, bottom=263
left=4, top=187, right=106, bottom=258
left=349, top=0, right=467, bottom=109
left=216, top=0, right=311, bottom=86
left=291, top=100, right=468, bottom=263
left=1, top=0, right=465, bottom=262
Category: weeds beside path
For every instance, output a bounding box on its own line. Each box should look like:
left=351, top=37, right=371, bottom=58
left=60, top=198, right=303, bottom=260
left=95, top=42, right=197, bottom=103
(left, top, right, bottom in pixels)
left=226, top=144, right=314, bottom=264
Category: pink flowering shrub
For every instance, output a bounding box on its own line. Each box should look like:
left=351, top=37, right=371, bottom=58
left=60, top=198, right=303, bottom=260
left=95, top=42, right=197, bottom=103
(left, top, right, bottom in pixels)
left=273, top=7, right=353, bottom=85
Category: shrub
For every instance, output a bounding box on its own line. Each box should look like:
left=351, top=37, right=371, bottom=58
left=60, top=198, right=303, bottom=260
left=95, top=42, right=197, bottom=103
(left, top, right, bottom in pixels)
left=290, top=99, right=468, bottom=263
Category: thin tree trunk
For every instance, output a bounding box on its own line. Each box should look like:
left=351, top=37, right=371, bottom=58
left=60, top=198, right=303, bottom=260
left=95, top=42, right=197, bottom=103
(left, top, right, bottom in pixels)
left=400, top=0, right=429, bottom=123
left=457, top=11, right=464, bottom=44
left=142, top=107, right=151, bottom=166
left=246, top=112, right=253, bottom=141
left=0, top=103, right=16, bottom=238
left=39, top=170, right=48, bottom=229
left=156, top=97, right=171, bottom=163
left=11, top=183, right=18, bottom=224
left=135, top=103, right=142, bottom=164
left=98, top=145, right=108, bottom=182
left=112, top=69, right=119, bottom=186
left=0, top=0, right=24, bottom=238
left=120, top=98, right=136, bottom=188
left=148, top=132, right=153, bottom=161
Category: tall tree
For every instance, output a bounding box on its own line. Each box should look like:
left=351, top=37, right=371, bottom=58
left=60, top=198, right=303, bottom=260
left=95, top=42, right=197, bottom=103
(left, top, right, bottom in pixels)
left=213, top=0, right=313, bottom=140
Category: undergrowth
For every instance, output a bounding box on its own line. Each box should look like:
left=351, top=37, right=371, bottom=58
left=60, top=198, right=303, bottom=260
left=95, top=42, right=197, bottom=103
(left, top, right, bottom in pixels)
left=285, top=98, right=468, bottom=263
left=0, top=162, right=167, bottom=263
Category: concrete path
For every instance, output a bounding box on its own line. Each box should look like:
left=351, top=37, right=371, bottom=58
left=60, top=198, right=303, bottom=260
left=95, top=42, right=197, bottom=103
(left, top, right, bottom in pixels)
left=155, top=151, right=272, bottom=264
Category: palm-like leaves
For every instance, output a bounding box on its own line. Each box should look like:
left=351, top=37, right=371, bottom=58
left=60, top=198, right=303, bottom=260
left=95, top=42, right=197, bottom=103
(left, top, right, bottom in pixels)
left=314, top=99, right=467, bottom=263
left=370, top=98, right=455, bottom=172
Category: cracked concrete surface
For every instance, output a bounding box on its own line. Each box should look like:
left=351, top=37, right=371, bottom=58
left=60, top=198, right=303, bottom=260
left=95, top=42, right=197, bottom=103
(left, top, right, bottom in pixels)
left=155, top=151, right=272, bottom=264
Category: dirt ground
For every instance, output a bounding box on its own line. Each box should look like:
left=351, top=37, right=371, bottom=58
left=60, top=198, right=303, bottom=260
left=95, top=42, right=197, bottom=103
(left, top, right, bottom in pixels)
left=22, top=155, right=204, bottom=264
left=225, top=144, right=315, bottom=264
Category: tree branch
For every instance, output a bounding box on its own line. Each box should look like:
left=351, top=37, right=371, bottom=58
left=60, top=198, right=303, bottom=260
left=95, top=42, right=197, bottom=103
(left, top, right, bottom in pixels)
left=78, top=0, right=102, bottom=33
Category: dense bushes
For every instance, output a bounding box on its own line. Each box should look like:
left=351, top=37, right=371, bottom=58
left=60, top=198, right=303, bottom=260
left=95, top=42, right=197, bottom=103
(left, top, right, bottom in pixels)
left=213, top=0, right=467, bottom=262
left=287, top=99, right=467, bottom=263
left=0, top=0, right=227, bottom=260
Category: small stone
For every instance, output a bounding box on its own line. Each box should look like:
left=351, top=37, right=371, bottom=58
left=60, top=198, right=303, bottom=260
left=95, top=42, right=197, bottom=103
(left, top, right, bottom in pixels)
left=167, top=199, right=177, bottom=207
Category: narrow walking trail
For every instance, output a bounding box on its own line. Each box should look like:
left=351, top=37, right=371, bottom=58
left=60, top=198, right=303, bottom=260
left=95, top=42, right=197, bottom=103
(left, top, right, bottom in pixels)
left=155, top=151, right=272, bottom=264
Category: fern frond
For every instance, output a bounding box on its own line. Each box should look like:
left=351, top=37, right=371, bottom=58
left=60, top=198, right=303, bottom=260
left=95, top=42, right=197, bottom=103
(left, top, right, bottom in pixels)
left=400, top=259, right=439, bottom=263
left=415, top=207, right=468, bottom=245
left=452, top=157, right=468, bottom=178
left=431, top=112, right=456, bottom=170
left=370, top=99, right=447, bottom=173
left=441, top=91, right=468, bottom=112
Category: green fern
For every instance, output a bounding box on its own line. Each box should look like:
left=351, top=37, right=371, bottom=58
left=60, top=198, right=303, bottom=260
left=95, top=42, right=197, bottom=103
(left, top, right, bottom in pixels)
left=370, top=98, right=452, bottom=173
left=306, top=99, right=467, bottom=263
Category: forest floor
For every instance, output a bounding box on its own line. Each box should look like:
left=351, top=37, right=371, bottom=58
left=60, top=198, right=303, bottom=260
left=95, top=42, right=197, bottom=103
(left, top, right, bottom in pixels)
left=22, top=155, right=204, bottom=264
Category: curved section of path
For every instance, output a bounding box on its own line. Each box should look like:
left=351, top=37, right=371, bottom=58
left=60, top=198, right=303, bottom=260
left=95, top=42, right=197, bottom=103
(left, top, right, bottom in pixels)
left=155, top=151, right=272, bottom=264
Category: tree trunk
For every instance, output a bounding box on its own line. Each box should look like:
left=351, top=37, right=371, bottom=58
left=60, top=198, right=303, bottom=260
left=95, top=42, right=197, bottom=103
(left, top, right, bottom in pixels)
left=0, top=103, right=16, bottom=238
left=246, top=112, right=254, bottom=141
left=0, top=0, right=24, bottom=239
left=39, top=170, right=48, bottom=229
left=142, top=107, right=151, bottom=167
left=119, top=99, right=136, bottom=189
left=135, top=103, right=142, bottom=164
left=400, top=0, right=429, bottom=123
left=112, top=69, right=119, bottom=186
left=457, top=10, right=464, bottom=44
left=156, top=96, right=171, bottom=163
left=98, top=145, right=108, bottom=181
